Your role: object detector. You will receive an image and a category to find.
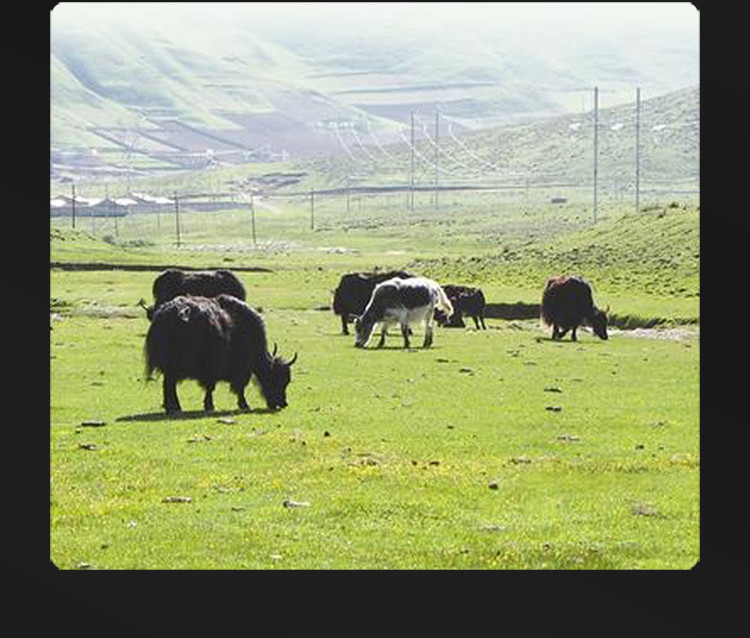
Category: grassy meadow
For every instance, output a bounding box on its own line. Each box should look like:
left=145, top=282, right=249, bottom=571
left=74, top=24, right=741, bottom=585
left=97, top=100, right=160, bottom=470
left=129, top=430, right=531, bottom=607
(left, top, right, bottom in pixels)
left=50, top=186, right=699, bottom=569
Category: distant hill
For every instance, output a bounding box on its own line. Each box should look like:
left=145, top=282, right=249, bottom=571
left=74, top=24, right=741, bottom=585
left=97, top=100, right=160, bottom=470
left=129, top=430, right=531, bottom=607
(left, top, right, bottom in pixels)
left=51, top=4, right=698, bottom=180
left=305, top=85, right=699, bottom=190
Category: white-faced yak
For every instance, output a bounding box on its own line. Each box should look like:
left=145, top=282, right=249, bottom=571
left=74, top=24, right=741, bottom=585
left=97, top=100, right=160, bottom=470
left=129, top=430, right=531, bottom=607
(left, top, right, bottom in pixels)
left=541, top=275, right=609, bottom=341
left=145, top=294, right=296, bottom=413
left=353, top=276, right=453, bottom=349
left=332, top=269, right=414, bottom=335
left=140, top=268, right=246, bottom=320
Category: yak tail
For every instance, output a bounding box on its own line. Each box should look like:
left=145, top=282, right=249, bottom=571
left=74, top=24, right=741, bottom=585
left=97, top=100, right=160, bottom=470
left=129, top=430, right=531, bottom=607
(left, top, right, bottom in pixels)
left=435, top=284, right=454, bottom=318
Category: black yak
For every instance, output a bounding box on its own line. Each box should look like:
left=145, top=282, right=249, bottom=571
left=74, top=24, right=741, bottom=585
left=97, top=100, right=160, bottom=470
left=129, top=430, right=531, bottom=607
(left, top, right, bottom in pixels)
left=145, top=294, right=297, bottom=413
left=353, top=277, right=453, bottom=349
left=332, top=269, right=414, bottom=335
left=541, top=276, right=609, bottom=341
left=435, top=284, right=488, bottom=330
left=139, top=268, right=246, bottom=320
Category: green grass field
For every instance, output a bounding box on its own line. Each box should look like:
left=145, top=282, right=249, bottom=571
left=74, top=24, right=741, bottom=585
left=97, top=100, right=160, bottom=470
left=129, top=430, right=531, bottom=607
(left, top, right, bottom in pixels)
left=50, top=190, right=699, bottom=569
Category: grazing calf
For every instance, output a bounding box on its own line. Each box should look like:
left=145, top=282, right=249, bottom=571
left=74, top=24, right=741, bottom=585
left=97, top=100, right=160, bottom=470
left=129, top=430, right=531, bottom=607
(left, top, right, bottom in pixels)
left=541, top=275, right=609, bottom=341
left=145, top=294, right=296, bottom=413
left=436, top=284, right=488, bottom=330
left=332, top=269, right=414, bottom=335
left=353, top=277, right=453, bottom=349
left=140, top=268, right=246, bottom=320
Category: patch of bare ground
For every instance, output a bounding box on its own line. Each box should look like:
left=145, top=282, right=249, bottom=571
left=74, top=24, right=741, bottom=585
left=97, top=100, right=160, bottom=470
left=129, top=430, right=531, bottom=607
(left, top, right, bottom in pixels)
left=610, top=326, right=699, bottom=341
left=180, top=240, right=301, bottom=253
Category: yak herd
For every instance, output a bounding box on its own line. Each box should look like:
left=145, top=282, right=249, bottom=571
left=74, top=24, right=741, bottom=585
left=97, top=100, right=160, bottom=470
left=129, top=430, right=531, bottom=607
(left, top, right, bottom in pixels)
left=141, top=267, right=609, bottom=414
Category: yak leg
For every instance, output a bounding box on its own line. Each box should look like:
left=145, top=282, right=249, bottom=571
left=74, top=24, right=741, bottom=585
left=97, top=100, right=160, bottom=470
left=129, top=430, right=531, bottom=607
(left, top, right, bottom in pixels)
left=202, top=382, right=216, bottom=412
left=571, top=327, right=578, bottom=342
left=422, top=315, right=434, bottom=348
left=479, top=313, right=487, bottom=330
left=472, top=314, right=481, bottom=330
left=401, top=323, right=412, bottom=349
left=163, top=376, right=181, bottom=413
left=376, top=326, right=388, bottom=348
left=340, top=314, right=349, bottom=335
left=232, top=382, right=250, bottom=411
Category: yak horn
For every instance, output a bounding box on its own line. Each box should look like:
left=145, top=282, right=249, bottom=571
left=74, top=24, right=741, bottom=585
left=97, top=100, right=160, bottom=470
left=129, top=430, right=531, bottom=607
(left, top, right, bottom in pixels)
left=287, top=352, right=298, bottom=366
left=605, top=304, right=611, bottom=314
left=272, top=342, right=278, bottom=357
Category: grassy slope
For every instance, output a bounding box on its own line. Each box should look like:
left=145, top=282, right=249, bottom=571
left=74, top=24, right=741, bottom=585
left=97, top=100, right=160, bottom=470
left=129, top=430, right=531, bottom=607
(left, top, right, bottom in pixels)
left=50, top=191, right=700, bottom=325
left=303, top=86, right=699, bottom=189
left=50, top=176, right=699, bottom=570
left=412, top=203, right=700, bottom=324
left=50, top=302, right=698, bottom=569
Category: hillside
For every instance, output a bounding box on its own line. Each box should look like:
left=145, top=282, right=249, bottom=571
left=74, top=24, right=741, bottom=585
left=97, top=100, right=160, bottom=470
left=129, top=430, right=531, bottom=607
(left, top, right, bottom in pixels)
left=304, top=85, right=699, bottom=190
left=51, top=4, right=698, bottom=179
left=411, top=203, right=700, bottom=319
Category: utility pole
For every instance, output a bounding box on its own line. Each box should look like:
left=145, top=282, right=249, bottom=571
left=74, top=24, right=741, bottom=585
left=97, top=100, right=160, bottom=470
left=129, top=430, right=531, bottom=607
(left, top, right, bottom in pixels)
left=310, top=188, right=315, bottom=231
left=71, top=183, right=76, bottom=229
left=635, top=87, right=641, bottom=214
left=107, top=185, right=118, bottom=238
left=250, top=192, right=257, bottom=246
left=593, top=86, right=599, bottom=224
left=346, top=175, right=351, bottom=216
left=174, top=191, right=181, bottom=247
left=113, top=194, right=119, bottom=238
left=434, top=109, right=439, bottom=212
left=409, top=111, right=415, bottom=212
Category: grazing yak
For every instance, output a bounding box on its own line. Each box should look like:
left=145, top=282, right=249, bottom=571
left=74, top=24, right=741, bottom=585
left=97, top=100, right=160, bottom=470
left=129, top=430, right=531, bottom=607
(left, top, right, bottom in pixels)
left=332, top=269, right=414, bottom=335
left=139, top=268, right=246, bottom=320
left=435, top=284, right=488, bottom=330
left=353, top=276, right=453, bottom=349
left=541, top=276, right=609, bottom=341
left=145, top=294, right=297, bottom=413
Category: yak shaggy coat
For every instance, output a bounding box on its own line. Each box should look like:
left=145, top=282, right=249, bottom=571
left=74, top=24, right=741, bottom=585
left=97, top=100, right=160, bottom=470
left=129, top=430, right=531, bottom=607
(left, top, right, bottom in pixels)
left=541, top=275, right=609, bottom=341
left=436, top=284, right=488, bottom=330
left=142, top=269, right=246, bottom=320
left=145, top=294, right=296, bottom=413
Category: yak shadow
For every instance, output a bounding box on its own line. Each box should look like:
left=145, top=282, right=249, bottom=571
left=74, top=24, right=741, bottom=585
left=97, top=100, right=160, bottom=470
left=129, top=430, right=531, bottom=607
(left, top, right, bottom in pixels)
left=116, top=407, right=276, bottom=424
left=356, top=344, right=443, bottom=352
left=537, top=336, right=606, bottom=345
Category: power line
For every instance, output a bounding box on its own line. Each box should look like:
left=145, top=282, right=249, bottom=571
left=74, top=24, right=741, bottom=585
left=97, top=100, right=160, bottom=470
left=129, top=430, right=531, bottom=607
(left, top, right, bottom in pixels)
left=399, top=124, right=454, bottom=176
left=349, top=124, right=380, bottom=163
left=446, top=123, right=504, bottom=171
left=363, top=118, right=400, bottom=163
left=419, top=123, right=479, bottom=174
left=332, top=122, right=360, bottom=163
left=409, top=112, right=415, bottom=211
left=434, top=110, right=439, bottom=211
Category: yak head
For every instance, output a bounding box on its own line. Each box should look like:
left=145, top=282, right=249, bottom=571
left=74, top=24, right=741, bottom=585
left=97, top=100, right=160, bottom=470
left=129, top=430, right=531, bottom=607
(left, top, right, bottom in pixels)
left=263, top=343, right=298, bottom=410
left=352, top=315, right=374, bottom=348
left=591, top=305, right=609, bottom=340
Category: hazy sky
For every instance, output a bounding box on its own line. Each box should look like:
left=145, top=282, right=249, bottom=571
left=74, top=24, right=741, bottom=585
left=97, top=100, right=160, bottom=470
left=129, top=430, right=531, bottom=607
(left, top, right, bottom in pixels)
left=52, top=1, right=699, bottom=101
left=52, top=2, right=699, bottom=36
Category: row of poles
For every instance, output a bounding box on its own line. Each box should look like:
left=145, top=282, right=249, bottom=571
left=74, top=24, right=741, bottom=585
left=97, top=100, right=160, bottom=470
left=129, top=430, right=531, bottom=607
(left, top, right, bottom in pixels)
left=63, top=86, right=646, bottom=245
left=405, top=86, right=643, bottom=223
left=69, top=187, right=185, bottom=247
